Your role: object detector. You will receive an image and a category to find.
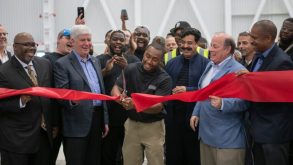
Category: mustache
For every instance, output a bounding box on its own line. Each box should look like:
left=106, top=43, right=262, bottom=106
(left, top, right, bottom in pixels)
left=181, top=47, right=193, bottom=51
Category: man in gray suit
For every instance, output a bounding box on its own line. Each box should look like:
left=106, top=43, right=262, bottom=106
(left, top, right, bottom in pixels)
left=190, top=32, right=249, bottom=165
left=54, top=25, right=109, bottom=165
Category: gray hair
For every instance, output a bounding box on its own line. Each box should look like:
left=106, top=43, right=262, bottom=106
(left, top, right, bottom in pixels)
left=70, top=25, right=92, bottom=39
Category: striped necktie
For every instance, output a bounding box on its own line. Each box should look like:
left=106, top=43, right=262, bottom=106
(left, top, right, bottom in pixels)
left=27, top=65, right=38, bottom=86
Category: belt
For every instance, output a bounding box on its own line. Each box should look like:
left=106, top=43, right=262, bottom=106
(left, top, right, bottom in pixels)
left=93, top=106, right=103, bottom=112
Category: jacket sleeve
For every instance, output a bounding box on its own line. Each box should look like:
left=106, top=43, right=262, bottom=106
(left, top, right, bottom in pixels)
left=53, top=60, right=74, bottom=109
left=221, top=98, right=249, bottom=113
left=192, top=101, right=201, bottom=116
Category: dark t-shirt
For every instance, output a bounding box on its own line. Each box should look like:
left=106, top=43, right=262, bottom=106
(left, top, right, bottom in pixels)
left=134, top=49, right=145, bottom=61
left=97, top=54, right=140, bottom=94
left=97, top=54, right=140, bottom=126
left=115, top=62, right=172, bottom=123
left=43, top=52, right=65, bottom=65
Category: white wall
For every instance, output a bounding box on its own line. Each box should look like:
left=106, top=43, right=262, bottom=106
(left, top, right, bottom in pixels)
left=0, top=0, right=292, bottom=54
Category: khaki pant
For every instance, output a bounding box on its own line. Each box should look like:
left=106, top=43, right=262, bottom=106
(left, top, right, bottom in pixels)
left=200, top=141, right=245, bottom=165
left=122, top=119, right=165, bottom=165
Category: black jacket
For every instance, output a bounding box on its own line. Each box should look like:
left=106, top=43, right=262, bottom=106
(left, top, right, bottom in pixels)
left=249, top=44, right=293, bottom=143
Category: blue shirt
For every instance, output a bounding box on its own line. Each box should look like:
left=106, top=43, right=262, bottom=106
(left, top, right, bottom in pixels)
left=253, top=44, right=275, bottom=71
left=74, top=51, right=102, bottom=106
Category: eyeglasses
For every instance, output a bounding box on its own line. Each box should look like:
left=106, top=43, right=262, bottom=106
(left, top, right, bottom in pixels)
left=14, top=42, right=38, bottom=47
left=0, top=32, right=8, bottom=36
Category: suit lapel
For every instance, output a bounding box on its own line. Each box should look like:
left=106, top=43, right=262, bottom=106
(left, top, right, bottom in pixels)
left=11, top=56, right=34, bottom=86
left=32, top=58, right=43, bottom=86
left=69, top=53, right=91, bottom=87
left=91, top=58, right=104, bottom=88
left=258, top=45, right=277, bottom=71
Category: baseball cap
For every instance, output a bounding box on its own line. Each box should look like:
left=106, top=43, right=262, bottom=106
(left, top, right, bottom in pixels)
left=170, top=21, right=191, bottom=34
left=58, top=29, right=71, bottom=39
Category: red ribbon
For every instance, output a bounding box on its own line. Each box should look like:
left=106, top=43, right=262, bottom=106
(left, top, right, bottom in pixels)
left=0, top=87, right=119, bottom=101
left=131, top=71, right=293, bottom=112
left=1, top=71, right=293, bottom=112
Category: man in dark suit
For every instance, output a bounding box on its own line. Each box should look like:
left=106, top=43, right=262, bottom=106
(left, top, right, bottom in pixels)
left=0, top=32, right=54, bottom=165
left=0, top=25, right=12, bottom=64
left=54, top=24, right=109, bottom=165
left=249, top=20, right=293, bottom=165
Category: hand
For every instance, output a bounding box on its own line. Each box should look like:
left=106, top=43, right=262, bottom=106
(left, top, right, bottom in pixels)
left=75, top=14, right=85, bottom=25
left=113, top=55, right=128, bottom=69
left=121, top=97, right=134, bottom=110
left=172, top=86, right=186, bottom=94
left=129, top=33, right=137, bottom=53
left=104, top=46, right=110, bottom=54
left=105, top=57, right=115, bottom=72
left=209, top=95, right=222, bottom=110
left=20, top=95, right=31, bottom=105
left=190, top=116, right=199, bottom=131
left=121, top=15, right=127, bottom=22
left=236, top=69, right=249, bottom=76
left=102, top=124, right=109, bottom=138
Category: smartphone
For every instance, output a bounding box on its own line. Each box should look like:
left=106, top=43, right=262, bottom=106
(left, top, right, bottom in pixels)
left=121, top=9, right=128, bottom=20
left=77, top=7, right=85, bottom=19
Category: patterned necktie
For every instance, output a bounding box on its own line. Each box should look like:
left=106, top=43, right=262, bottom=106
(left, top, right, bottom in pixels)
left=27, top=65, right=38, bottom=86
left=26, top=65, right=46, bottom=130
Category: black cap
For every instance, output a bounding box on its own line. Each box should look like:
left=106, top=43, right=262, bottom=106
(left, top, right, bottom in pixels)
left=170, top=21, right=191, bottom=34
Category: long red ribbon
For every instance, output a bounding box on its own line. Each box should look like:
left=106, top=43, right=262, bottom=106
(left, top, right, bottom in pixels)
left=131, top=71, right=293, bottom=112
left=0, top=87, right=119, bottom=101
left=0, top=71, right=293, bottom=112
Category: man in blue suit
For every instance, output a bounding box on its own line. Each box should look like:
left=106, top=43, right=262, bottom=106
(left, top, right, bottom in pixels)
left=54, top=25, right=108, bottom=165
left=248, top=20, right=293, bottom=165
left=190, top=32, right=249, bottom=165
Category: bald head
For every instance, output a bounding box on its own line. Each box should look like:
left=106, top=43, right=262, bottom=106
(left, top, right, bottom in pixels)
left=252, top=20, right=277, bottom=42
left=250, top=20, right=277, bottom=52
left=209, top=32, right=236, bottom=64
left=215, top=32, right=236, bottom=54
left=14, top=32, right=33, bottom=43
left=13, top=32, right=37, bottom=64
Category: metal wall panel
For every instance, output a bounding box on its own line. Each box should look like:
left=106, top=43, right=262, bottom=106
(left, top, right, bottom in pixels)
left=0, top=0, right=291, bottom=53
left=0, top=0, right=43, bottom=52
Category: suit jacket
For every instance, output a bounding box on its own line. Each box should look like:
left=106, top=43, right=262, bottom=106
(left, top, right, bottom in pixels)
left=193, top=56, right=249, bottom=148
left=54, top=52, right=108, bottom=137
left=0, top=56, right=53, bottom=153
left=0, top=50, right=12, bottom=65
left=249, top=44, right=293, bottom=143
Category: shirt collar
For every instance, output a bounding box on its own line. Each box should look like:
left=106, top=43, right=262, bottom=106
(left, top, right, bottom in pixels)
left=14, top=55, right=33, bottom=68
left=260, top=43, right=275, bottom=58
left=73, top=50, right=91, bottom=62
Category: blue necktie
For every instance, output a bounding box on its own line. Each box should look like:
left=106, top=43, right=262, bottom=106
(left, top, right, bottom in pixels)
left=253, top=54, right=264, bottom=72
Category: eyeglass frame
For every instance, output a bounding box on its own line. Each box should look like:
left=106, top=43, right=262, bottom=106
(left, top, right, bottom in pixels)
left=14, top=42, right=39, bottom=47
